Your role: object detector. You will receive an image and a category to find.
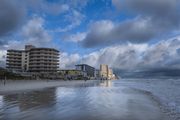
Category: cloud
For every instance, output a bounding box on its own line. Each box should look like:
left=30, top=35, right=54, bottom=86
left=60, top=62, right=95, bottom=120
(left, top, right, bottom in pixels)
left=0, top=0, right=70, bottom=46
left=25, top=0, right=69, bottom=15
left=62, top=0, right=89, bottom=10
left=63, top=36, right=180, bottom=71
left=80, top=0, right=180, bottom=48
left=60, top=52, right=80, bottom=69
left=42, top=3, right=69, bottom=15
left=0, top=0, right=86, bottom=47
left=0, top=16, right=56, bottom=68
left=112, top=0, right=180, bottom=28
left=26, top=0, right=87, bottom=32
left=82, top=18, right=158, bottom=47
left=62, top=32, right=87, bottom=42
left=0, top=16, right=54, bottom=51
left=141, top=37, right=180, bottom=69
left=112, top=0, right=178, bottom=17
left=0, top=0, right=25, bottom=38
left=21, top=16, right=52, bottom=47
left=55, top=10, right=85, bottom=32
left=81, top=43, right=148, bottom=69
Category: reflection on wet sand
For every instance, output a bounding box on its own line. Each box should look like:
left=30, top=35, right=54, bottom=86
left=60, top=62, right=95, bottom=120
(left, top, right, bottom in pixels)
left=99, top=80, right=112, bottom=87
left=0, top=80, right=171, bottom=120
left=3, top=89, right=56, bottom=111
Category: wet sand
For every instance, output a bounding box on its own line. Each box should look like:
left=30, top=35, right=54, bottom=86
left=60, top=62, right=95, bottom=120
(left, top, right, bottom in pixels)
left=0, top=80, right=173, bottom=120
left=0, top=80, right=99, bottom=95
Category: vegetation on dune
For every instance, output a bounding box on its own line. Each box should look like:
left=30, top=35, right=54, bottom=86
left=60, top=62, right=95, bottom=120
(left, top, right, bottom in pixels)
left=0, top=68, right=29, bottom=80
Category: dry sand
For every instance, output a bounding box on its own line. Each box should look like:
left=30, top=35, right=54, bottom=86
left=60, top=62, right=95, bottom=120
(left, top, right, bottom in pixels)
left=0, top=80, right=99, bottom=95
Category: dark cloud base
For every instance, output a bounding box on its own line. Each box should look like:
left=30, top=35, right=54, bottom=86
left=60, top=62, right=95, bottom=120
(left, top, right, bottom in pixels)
left=0, top=0, right=25, bottom=37
left=115, top=68, right=180, bottom=78
left=82, top=0, right=180, bottom=48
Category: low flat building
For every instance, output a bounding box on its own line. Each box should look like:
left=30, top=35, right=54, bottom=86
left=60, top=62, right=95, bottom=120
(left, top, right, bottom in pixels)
left=58, top=69, right=86, bottom=80
left=6, top=45, right=59, bottom=73
left=75, top=64, right=95, bottom=77
left=95, top=69, right=100, bottom=78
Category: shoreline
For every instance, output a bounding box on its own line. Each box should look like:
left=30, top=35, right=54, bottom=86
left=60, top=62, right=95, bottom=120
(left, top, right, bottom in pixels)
left=0, top=80, right=100, bottom=95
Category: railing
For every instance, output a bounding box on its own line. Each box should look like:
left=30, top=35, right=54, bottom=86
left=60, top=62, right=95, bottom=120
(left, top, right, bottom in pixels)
left=29, top=65, right=59, bottom=67
left=6, top=62, right=22, bottom=65
left=6, top=59, right=21, bottom=62
left=29, top=51, right=59, bottom=55
left=29, top=57, right=59, bottom=60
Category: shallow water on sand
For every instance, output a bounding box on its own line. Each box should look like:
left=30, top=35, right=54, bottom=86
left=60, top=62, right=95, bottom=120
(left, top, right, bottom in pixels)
left=0, top=80, right=171, bottom=120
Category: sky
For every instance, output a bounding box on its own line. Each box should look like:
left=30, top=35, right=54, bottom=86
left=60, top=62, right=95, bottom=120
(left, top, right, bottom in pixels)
left=0, top=0, right=180, bottom=76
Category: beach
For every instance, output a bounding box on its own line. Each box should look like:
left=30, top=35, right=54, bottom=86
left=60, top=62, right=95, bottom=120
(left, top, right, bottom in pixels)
left=0, top=80, right=99, bottom=95
left=0, top=79, right=175, bottom=120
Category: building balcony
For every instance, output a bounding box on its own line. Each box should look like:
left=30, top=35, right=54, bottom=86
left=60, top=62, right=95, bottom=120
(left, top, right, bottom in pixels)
left=6, top=59, right=22, bottom=62
left=29, top=57, right=59, bottom=61
left=6, top=62, right=21, bottom=65
left=6, top=55, right=22, bottom=58
left=29, top=54, right=59, bottom=57
left=30, top=51, right=59, bottom=55
left=29, top=60, right=59, bottom=64
left=6, top=66, right=22, bottom=69
left=29, top=68, right=58, bottom=71
left=29, top=65, right=59, bottom=67
left=7, top=54, right=22, bottom=57
left=29, top=63, right=59, bottom=66
left=29, top=51, right=58, bottom=53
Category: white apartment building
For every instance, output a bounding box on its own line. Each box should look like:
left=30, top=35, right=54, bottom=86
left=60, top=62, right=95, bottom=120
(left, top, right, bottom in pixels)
left=100, top=64, right=115, bottom=80
left=6, top=45, right=59, bottom=73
